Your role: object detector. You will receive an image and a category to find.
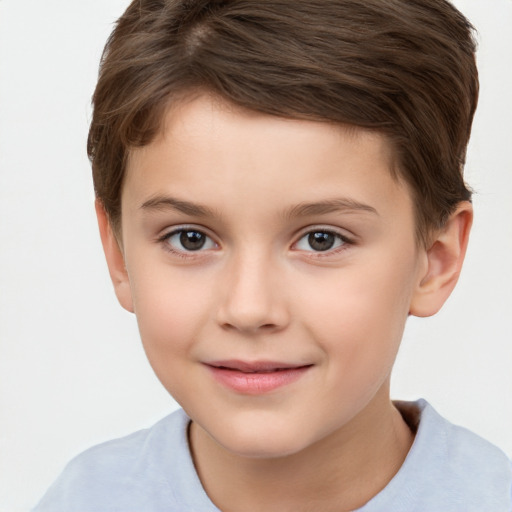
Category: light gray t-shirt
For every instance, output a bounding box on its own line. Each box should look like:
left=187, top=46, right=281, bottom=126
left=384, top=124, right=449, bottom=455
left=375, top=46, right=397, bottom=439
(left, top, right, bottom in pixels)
left=33, top=399, right=512, bottom=511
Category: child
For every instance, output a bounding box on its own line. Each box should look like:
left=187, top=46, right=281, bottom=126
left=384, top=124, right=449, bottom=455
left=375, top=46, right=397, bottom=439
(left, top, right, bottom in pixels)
left=34, top=0, right=512, bottom=510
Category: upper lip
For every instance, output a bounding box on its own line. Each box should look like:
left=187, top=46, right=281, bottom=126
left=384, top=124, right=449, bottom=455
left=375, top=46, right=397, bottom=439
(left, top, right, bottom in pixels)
left=205, top=360, right=311, bottom=373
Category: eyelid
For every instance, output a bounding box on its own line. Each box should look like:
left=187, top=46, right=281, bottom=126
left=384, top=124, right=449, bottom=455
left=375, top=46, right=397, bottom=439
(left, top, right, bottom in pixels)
left=157, top=223, right=217, bottom=240
left=293, top=225, right=355, bottom=241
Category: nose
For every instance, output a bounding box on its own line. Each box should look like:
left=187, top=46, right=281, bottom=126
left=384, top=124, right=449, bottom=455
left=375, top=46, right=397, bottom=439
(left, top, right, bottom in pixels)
left=216, top=251, right=290, bottom=334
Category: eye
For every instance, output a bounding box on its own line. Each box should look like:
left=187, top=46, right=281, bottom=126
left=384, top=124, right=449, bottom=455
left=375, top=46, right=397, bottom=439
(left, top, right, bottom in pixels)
left=294, top=230, right=349, bottom=252
left=163, top=229, right=217, bottom=252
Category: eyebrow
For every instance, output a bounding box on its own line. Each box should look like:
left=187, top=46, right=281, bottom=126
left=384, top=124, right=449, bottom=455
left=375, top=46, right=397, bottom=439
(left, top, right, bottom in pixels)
left=285, top=198, right=378, bottom=218
left=140, top=196, right=216, bottom=217
left=140, top=195, right=378, bottom=219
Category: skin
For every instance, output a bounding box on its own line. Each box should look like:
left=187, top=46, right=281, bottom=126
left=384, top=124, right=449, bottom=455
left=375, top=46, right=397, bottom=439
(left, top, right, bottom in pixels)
left=97, top=94, right=472, bottom=512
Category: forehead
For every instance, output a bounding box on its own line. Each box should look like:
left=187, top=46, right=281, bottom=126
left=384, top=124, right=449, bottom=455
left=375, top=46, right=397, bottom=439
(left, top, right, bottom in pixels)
left=123, top=94, right=413, bottom=225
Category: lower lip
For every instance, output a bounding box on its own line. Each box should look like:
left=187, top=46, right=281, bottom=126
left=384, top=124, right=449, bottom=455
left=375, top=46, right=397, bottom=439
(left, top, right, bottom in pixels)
left=206, top=365, right=311, bottom=394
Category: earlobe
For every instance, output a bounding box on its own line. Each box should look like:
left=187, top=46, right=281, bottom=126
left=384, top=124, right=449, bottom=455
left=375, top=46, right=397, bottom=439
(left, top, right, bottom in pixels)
left=95, top=200, right=134, bottom=313
left=409, top=202, right=473, bottom=318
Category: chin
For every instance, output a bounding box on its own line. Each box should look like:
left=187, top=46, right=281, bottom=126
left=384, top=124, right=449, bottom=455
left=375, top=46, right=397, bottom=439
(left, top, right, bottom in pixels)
left=223, top=434, right=308, bottom=459
left=209, top=414, right=319, bottom=460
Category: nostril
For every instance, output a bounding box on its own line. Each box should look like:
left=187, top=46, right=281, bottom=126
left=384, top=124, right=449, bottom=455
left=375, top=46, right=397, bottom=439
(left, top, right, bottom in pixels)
left=220, top=321, right=278, bottom=332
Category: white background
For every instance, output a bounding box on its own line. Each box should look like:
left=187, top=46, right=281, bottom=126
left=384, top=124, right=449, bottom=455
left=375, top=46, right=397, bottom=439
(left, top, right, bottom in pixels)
left=0, top=1, right=511, bottom=510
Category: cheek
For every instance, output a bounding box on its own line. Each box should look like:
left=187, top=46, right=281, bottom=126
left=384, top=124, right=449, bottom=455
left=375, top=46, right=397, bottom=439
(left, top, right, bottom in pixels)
left=127, top=263, right=214, bottom=367
left=297, top=258, right=416, bottom=373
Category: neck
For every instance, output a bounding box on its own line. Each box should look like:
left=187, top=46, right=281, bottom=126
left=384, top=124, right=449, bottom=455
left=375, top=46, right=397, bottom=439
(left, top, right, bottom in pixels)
left=189, top=386, right=414, bottom=512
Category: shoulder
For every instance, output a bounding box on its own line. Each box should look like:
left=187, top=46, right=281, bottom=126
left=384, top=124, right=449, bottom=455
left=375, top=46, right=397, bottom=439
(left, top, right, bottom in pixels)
left=362, top=399, right=512, bottom=512
left=32, top=408, right=214, bottom=512
left=414, top=399, right=511, bottom=485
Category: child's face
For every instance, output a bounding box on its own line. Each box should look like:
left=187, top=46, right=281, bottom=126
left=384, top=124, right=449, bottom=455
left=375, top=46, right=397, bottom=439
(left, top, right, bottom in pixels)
left=117, top=94, right=427, bottom=457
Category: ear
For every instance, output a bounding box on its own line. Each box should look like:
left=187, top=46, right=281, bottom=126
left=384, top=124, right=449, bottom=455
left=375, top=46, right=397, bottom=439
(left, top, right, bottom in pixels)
left=409, top=201, right=473, bottom=317
left=95, top=200, right=134, bottom=313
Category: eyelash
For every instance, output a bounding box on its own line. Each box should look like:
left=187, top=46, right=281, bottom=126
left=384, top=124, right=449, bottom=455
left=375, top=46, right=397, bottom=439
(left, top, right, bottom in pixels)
left=157, top=227, right=354, bottom=259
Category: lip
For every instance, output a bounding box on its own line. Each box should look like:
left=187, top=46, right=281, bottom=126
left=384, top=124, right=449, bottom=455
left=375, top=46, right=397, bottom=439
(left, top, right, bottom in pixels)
left=204, top=360, right=313, bottom=394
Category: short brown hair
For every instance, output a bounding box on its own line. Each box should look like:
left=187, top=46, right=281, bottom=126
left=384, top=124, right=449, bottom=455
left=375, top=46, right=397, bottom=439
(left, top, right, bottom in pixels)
left=88, top=0, right=478, bottom=244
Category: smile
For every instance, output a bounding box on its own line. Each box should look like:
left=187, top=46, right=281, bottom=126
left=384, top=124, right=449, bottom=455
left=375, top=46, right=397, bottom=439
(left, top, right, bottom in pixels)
left=204, top=360, right=313, bottom=394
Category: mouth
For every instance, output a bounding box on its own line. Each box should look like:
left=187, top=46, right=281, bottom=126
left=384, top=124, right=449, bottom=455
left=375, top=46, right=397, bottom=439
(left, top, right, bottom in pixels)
left=204, top=360, right=313, bottom=394
left=208, top=360, right=310, bottom=372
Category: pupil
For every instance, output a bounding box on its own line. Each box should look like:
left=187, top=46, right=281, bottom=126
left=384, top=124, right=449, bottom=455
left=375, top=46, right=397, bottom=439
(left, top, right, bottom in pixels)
left=308, top=232, right=335, bottom=251
left=180, top=230, right=205, bottom=250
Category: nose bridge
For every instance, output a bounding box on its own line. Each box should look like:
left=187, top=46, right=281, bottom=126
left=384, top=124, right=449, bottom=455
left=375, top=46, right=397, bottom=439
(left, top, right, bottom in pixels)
left=217, top=245, right=288, bottom=333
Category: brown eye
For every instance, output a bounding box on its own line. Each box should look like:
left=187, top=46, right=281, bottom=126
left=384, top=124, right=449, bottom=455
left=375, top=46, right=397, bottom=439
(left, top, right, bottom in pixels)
left=164, top=229, right=216, bottom=252
left=294, top=229, right=349, bottom=253
left=180, top=230, right=206, bottom=250
left=308, top=232, right=336, bottom=251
